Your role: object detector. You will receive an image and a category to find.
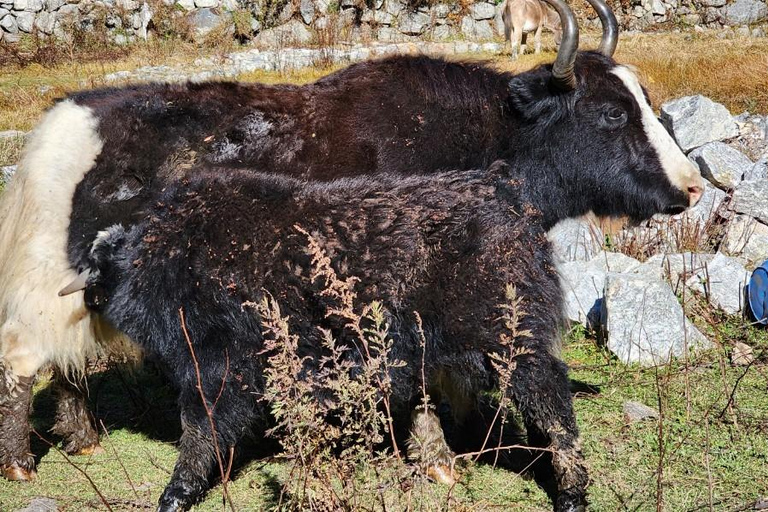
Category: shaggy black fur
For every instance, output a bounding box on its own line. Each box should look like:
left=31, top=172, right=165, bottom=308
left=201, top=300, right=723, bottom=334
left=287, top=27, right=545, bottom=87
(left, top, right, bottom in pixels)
left=66, top=52, right=688, bottom=272
left=80, top=152, right=681, bottom=511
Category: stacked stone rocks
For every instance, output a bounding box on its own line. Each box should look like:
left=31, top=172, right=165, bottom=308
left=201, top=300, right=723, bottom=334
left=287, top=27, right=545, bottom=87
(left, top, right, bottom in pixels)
left=1, top=0, right=766, bottom=44
left=553, top=95, right=768, bottom=365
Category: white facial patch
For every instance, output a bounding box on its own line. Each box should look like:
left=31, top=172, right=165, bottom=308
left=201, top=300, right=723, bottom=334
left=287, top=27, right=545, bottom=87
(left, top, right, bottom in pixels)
left=610, top=66, right=702, bottom=196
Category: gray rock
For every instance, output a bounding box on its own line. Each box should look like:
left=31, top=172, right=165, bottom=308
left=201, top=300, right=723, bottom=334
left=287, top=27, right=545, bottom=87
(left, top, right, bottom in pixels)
left=469, top=1, right=495, bottom=20
left=137, top=1, right=151, bottom=40
left=678, top=178, right=726, bottom=226
left=725, top=0, right=768, bottom=24
left=277, top=0, right=294, bottom=23
left=377, top=25, right=403, bottom=42
left=688, top=142, right=753, bottom=189
left=176, top=0, right=194, bottom=10
left=1, top=165, right=16, bottom=186
left=651, top=0, right=665, bottom=15
left=601, top=273, right=711, bottom=366
left=460, top=15, right=494, bottom=40
left=559, top=252, right=641, bottom=327
left=752, top=26, right=766, bottom=37
left=547, top=217, right=604, bottom=262
left=731, top=341, right=754, bottom=366
left=721, top=214, right=768, bottom=264
left=623, top=401, right=660, bottom=422
left=735, top=24, right=751, bottom=37
left=633, top=252, right=714, bottom=290
left=732, top=180, right=768, bottom=224
left=432, top=3, right=450, bottom=18
left=299, top=0, right=314, bottom=24
left=744, top=155, right=768, bottom=182
left=14, top=0, right=42, bottom=11
left=384, top=0, right=403, bottom=17
left=188, top=8, right=228, bottom=39
left=14, top=10, right=34, bottom=32
left=194, top=0, right=218, bottom=7
left=254, top=19, right=312, bottom=46
left=493, top=2, right=504, bottom=34
left=660, top=95, right=739, bottom=153
left=0, top=13, right=18, bottom=33
left=431, top=23, right=452, bottom=40
left=699, top=0, right=725, bottom=6
left=34, top=9, right=54, bottom=33
left=45, top=0, right=63, bottom=10
left=685, top=252, right=750, bottom=315
left=399, top=11, right=429, bottom=35
left=15, top=497, right=58, bottom=512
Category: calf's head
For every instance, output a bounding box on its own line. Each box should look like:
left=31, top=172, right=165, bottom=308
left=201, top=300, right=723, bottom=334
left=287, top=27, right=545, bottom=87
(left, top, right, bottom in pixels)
left=508, top=0, right=703, bottom=223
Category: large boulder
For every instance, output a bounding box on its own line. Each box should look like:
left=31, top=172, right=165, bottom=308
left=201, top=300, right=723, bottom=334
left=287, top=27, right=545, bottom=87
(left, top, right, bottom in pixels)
left=547, top=217, right=604, bottom=262
left=460, top=15, right=493, bottom=40
left=685, top=253, right=750, bottom=315
left=601, top=274, right=711, bottom=366
left=188, top=8, right=230, bottom=40
left=469, top=1, right=495, bottom=20
left=399, top=11, right=430, bottom=35
left=254, top=18, right=313, bottom=46
left=721, top=214, right=768, bottom=265
left=688, top=142, right=753, bottom=190
left=725, top=0, right=768, bottom=24
left=559, top=252, right=641, bottom=327
left=660, top=96, right=739, bottom=153
left=731, top=180, right=768, bottom=225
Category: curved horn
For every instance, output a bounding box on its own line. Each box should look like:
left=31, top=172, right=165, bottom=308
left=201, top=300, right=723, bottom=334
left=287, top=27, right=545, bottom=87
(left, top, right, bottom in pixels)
left=585, top=0, right=619, bottom=56
left=541, top=0, right=579, bottom=91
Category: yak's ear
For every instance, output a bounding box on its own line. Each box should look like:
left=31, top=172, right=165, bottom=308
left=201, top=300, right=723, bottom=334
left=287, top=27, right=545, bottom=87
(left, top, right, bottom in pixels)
left=508, top=72, right=572, bottom=122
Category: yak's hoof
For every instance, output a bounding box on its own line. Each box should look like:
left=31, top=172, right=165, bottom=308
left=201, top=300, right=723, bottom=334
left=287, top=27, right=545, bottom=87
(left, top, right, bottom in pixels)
left=1, top=464, right=37, bottom=482
left=426, top=463, right=457, bottom=486
left=71, top=443, right=105, bottom=456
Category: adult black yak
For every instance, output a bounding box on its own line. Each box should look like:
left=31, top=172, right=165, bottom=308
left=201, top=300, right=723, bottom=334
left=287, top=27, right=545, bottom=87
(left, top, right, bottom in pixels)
left=0, top=0, right=701, bottom=495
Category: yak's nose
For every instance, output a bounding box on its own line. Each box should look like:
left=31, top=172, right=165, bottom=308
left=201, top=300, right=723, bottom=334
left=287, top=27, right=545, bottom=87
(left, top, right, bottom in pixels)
left=688, top=182, right=704, bottom=207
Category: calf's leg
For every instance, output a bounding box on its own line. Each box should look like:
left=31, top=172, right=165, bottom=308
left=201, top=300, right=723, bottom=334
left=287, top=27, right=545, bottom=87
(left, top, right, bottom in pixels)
left=51, top=371, right=102, bottom=456
left=406, top=405, right=456, bottom=485
left=508, top=352, right=588, bottom=512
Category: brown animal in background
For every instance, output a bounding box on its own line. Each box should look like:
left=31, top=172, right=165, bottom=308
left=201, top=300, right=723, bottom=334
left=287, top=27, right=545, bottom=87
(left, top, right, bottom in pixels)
left=502, top=0, right=563, bottom=58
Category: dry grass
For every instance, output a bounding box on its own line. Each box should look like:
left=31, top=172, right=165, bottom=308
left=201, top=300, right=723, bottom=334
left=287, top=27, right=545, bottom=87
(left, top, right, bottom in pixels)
left=2, top=31, right=766, bottom=135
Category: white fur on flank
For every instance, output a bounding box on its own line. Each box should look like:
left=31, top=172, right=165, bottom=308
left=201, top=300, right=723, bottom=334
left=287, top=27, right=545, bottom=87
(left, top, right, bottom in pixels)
left=0, top=101, right=131, bottom=383
left=610, top=66, right=703, bottom=199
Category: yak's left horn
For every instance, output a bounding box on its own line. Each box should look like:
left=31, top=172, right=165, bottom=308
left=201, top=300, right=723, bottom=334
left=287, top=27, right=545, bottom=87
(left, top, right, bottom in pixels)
left=58, top=270, right=91, bottom=297
left=585, top=0, right=619, bottom=57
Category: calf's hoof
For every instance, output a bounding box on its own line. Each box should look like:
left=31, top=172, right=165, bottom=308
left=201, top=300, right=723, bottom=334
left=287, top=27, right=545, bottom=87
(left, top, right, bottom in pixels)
left=1, top=464, right=37, bottom=481
left=71, top=443, right=105, bottom=456
left=426, top=463, right=457, bottom=486
left=556, top=491, right=587, bottom=512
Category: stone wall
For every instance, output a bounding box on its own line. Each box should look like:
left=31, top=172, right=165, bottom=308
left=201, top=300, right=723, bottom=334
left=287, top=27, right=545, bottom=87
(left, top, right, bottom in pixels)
left=0, top=0, right=766, bottom=45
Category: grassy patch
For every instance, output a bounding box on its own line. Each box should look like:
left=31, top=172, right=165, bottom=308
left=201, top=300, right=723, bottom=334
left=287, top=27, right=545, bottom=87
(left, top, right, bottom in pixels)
left=1, top=325, right=766, bottom=511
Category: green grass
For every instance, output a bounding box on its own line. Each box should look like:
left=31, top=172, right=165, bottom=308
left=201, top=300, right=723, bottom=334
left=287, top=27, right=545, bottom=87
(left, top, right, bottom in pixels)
left=1, top=324, right=766, bottom=511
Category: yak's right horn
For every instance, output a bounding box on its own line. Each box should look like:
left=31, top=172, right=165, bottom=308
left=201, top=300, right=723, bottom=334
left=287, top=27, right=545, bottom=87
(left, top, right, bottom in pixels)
left=542, top=0, right=580, bottom=91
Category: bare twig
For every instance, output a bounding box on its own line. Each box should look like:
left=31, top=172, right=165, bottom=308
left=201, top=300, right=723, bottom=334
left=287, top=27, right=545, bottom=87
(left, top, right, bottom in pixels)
left=99, top=420, right=140, bottom=500
left=179, top=307, right=236, bottom=512
left=31, top=428, right=114, bottom=512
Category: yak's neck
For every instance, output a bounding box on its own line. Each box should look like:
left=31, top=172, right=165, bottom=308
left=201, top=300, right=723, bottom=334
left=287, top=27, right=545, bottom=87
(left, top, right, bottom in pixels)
left=511, top=153, right=589, bottom=231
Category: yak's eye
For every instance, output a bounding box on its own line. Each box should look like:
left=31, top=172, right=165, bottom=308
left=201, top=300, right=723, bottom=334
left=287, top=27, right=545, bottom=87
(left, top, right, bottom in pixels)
left=607, top=107, right=626, bottom=121
left=602, top=107, right=628, bottom=128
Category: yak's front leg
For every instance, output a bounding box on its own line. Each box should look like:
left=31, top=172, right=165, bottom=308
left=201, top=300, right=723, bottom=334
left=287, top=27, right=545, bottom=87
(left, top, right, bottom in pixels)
left=51, top=371, right=103, bottom=456
left=508, top=351, right=588, bottom=512
left=0, top=371, right=36, bottom=481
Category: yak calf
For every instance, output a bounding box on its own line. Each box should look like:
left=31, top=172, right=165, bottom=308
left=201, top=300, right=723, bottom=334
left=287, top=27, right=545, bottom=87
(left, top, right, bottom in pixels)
left=77, top=149, right=693, bottom=511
